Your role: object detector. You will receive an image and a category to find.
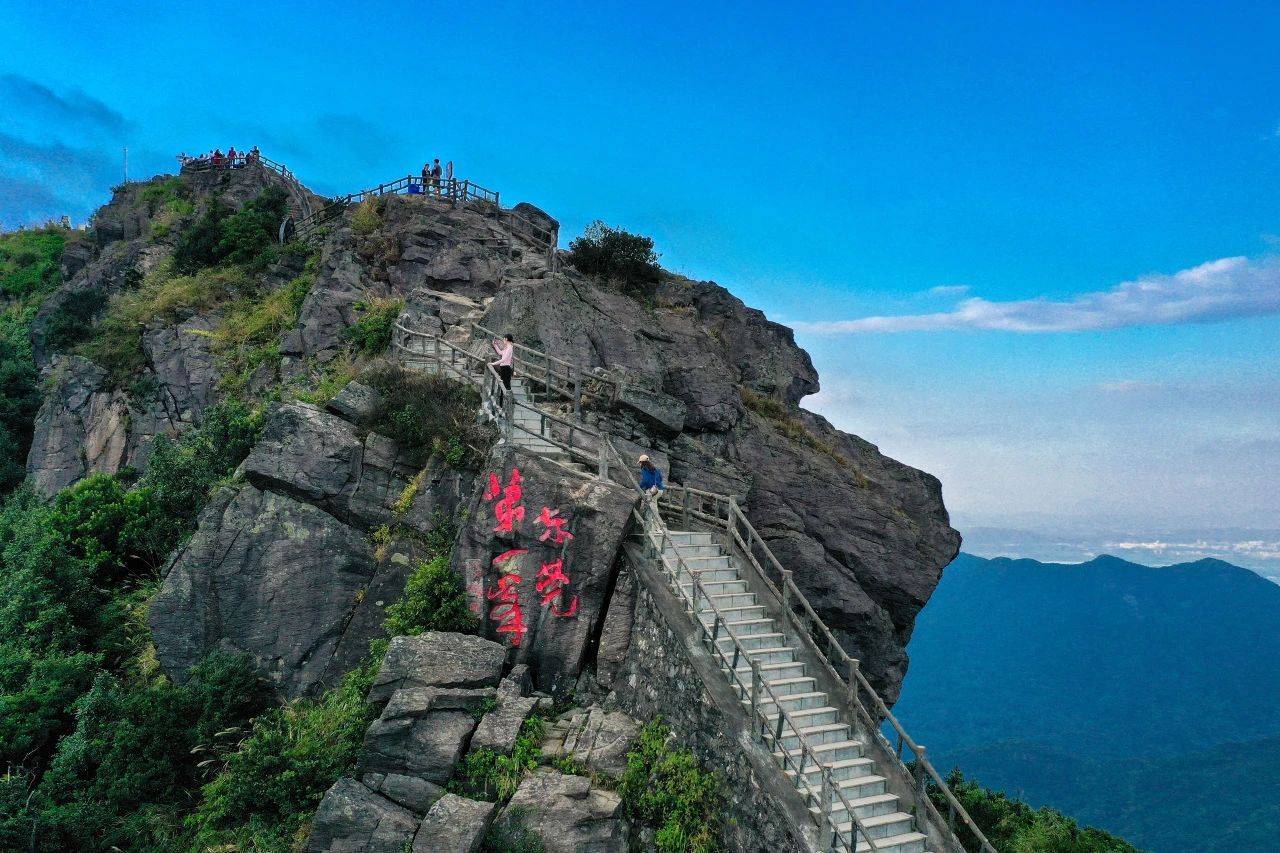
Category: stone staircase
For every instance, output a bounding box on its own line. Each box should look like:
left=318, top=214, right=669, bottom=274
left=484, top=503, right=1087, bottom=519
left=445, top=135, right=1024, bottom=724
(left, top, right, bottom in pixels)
left=393, top=322, right=992, bottom=853
left=663, top=529, right=932, bottom=853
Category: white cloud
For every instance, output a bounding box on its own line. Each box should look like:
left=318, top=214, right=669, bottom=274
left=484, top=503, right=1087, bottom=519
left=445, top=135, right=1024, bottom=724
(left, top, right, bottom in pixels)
left=797, top=256, right=1280, bottom=334
left=928, top=284, right=971, bottom=296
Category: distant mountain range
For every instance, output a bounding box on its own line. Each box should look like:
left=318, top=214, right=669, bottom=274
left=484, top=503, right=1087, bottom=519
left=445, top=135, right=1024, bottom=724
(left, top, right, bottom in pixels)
left=893, top=552, right=1280, bottom=852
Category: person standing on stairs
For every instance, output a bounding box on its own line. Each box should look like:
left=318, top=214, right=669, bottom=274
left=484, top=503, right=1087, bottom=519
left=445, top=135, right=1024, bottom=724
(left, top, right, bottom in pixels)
left=638, top=455, right=665, bottom=500
left=491, top=335, right=515, bottom=403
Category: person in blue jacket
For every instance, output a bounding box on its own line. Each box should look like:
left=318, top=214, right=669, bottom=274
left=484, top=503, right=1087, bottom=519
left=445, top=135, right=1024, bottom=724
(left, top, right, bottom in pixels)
left=638, top=454, right=665, bottom=499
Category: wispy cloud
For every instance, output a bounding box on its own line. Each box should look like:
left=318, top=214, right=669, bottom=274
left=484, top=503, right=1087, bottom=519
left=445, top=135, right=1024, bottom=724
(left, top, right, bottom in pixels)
left=928, top=284, right=971, bottom=296
left=1098, top=379, right=1159, bottom=394
left=0, top=73, right=128, bottom=137
left=797, top=256, right=1280, bottom=334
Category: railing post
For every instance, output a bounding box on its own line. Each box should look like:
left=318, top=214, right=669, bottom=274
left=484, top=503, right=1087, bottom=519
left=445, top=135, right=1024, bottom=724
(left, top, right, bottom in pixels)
left=819, top=768, right=835, bottom=850
left=781, top=569, right=792, bottom=616
left=914, top=745, right=928, bottom=802
left=571, top=364, right=582, bottom=416
left=749, top=660, right=761, bottom=741
left=847, top=658, right=863, bottom=718
left=681, top=487, right=690, bottom=525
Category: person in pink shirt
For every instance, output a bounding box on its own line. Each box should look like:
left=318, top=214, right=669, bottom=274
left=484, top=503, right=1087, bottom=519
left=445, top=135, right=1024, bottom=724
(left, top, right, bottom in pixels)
left=491, top=334, right=515, bottom=402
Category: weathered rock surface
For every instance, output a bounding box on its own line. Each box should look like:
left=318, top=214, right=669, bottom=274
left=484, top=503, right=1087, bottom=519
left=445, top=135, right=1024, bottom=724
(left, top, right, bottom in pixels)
left=357, top=707, right=477, bottom=783
left=26, top=356, right=130, bottom=496
left=305, top=778, right=418, bottom=853
left=455, top=446, right=637, bottom=693
left=326, top=379, right=380, bottom=422
left=540, top=706, right=640, bottom=781
left=361, top=772, right=445, bottom=814
left=142, top=314, right=221, bottom=422
left=368, top=632, right=507, bottom=705
left=470, top=695, right=538, bottom=755
left=149, top=484, right=377, bottom=697
left=495, top=769, right=628, bottom=853
left=412, top=794, right=496, bottom=853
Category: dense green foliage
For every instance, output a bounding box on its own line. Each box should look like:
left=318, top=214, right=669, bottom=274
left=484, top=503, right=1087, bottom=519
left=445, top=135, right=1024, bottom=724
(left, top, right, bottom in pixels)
left=930, top=770, right=1138, bottom=852
left=172, top=186, right=289, bottom=273
left=0, top=399, right=266, bottom=851
left=362, top=361, right=489, bottom=466
left=383, top=552, right=478, bottom=636
left=186, top=654, right=382, bottom=852
left=617, top=719, right=722, bottom=853
left=452, top=714, right=547, bottom=802
left=0, top=227, right=66, bottom=491
left=213, top=268, right=314, bottom=394
left=566, top=221, right=661, bottom=299
left=344, top=296, right=402, bottom=355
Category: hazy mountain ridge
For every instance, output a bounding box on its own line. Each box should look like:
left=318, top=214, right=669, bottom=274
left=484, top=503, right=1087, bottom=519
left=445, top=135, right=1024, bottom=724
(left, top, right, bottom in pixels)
left=895, top=551, right=1280, bottom=851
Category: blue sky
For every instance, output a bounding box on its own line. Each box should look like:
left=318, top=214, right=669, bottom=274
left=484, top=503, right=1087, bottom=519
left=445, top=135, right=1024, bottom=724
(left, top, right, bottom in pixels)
left=3, top=1, right=1279, bottom=569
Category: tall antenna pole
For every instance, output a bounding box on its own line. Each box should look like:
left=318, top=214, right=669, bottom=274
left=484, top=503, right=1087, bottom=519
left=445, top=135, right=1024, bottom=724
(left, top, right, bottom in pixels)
left=123, top=147, right=128, bottom=184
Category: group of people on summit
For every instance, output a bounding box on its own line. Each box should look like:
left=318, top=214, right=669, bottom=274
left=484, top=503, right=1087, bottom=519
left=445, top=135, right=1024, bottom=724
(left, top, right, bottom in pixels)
left=179, top=146, right=260, bottom=167
left=488, top=335, right=665, bottom=500
left=418, top=157, right=454, bottom=195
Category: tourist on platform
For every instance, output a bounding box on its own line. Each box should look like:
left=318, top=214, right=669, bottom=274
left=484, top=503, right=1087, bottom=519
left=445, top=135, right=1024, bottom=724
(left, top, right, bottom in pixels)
left=490, top=335, right=515, bottom=403
left=430, top=158, right=443, bottom=194
left=638, top=455, right=665, bottom=499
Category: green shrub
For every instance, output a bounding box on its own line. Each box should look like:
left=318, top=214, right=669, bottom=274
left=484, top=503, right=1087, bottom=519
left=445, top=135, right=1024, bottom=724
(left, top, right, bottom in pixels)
left=361, top=361, right=489, bottom=466
left=43, top=289, right=102, bottom=352
left=0, top=227, right=64, bottom=299
left=172, top=187, right=289, bottom=274
left=566, top=221, right=661, bottom=299
left=17, top=653, right=269, bottom=852
left=350, top=196, right=383, bottom=235
left=451, top=714, right=547, bottom=802
left=927, top=769, right=1138, bottom=852
left=383, top=552, right=477, bottom=637
left=187, top=652, right=382, bottom=851
left=345, top=296, right=402, bottom=355
left=213, top=271, right=313, bottom=393
left=618, top=719, right=722, bottom=853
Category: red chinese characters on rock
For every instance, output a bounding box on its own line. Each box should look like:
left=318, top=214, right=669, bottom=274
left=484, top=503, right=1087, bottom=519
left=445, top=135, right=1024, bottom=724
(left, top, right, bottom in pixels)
left=484, top=469, right=525, bottom=534
left=481, top=467, right=582, bottom=646
left=487, top=548, right=528, bottom=644
left=535, top=557, right=579, bottom=617
left=534, top=506, right=574, bottom=545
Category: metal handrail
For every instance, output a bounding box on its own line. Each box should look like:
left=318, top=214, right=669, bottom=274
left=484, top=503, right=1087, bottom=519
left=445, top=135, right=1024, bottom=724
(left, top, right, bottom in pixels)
left=655, top=488, right=995, bottom=853
left=635, top=501, right=881, bottom=852
left=393, top=320, right=993, bottom=851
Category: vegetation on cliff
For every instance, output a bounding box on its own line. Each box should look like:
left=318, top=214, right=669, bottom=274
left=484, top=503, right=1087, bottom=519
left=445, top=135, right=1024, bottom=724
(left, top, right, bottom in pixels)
left=566, top=220, right=661, bottom=299
left=0, top=400, right=265, bottom=850
left=0, top=226, right=67, bottom=491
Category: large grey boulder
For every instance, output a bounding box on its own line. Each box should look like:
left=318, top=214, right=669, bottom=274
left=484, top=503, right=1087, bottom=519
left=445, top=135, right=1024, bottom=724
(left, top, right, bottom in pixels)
left=455, top=446, right=636, bottom=693
left=149, top=484, right=377, bottom=697
left=367, top=633, right=506, bottom=705
left=361, top=772, right=444, bottom=814
left=142, top=314, right=221, bottom=422
left=495, top=769, right=628, bottom=853
left=470, top=695, right=538, bottom=756
left=412, top=794, right=496, bottom=853
left=325, top=379, right=380, bottom=422
left=357, top=708, right=477, bottom=784
left=238, top=402, right=430, bottom=529
left=305, top=778, right=418, bottom=853
left=26, top=356, right=131, bottom=496
left=541, top=707, right=640, bottom=782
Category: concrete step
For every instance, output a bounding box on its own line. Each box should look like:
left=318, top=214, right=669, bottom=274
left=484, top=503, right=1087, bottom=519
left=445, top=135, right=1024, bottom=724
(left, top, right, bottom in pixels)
left=764, top=705, right=842, bottom=728
left=737, top=645, right=798, bottom=666
left=718, top=632, right=786, bottom=652
left=684, top=565, right=739, bottom=582
left=775, top=722, right=852, bottom=752
left=836, top=811, right=916, bottom=842
left=700, top=604, right=766, bottom=624
left=773, top=737, right=863, bottom=765
left=852, top=830, right=927, bottom=853
left=666, top=530, right=717, bottom=546
left=788, top=756, right=876, bottom=788
left=720, top=617, right=778, bottom=636
left=747, top=689, right=828, bottom=712
left=698, top=591, right=757, bottom=610
left=734, top=660, right=806, bottom=683
left=820, top=792, right=901, bottom=821
left=680, top=579, right=749, bottom=596
left=665, top=544, right=723, bottom=559
left=745, top=675, right=817, bottom=697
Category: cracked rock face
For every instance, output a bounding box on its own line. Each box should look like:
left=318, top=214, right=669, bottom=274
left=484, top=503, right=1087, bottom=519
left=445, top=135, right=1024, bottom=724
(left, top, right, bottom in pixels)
left=495, top=768, right=628, bottom=853
left=148, top=483, right=378, bottom=697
